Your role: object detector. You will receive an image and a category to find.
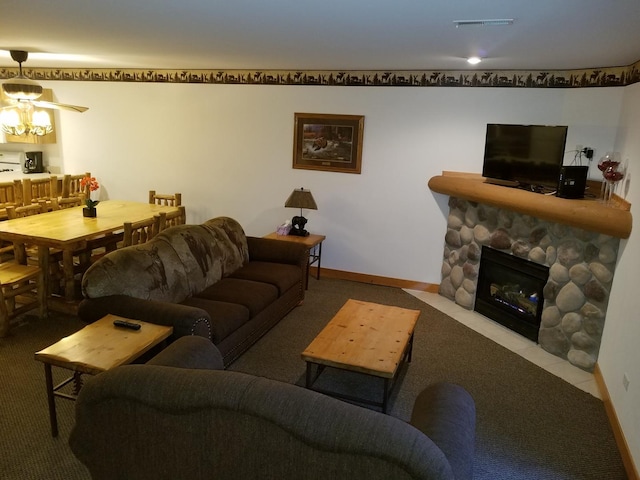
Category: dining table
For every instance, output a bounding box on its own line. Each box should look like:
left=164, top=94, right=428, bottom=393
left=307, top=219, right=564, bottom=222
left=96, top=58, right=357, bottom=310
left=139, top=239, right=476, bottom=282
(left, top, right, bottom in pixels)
left=0, top=200, right=179, bottom=313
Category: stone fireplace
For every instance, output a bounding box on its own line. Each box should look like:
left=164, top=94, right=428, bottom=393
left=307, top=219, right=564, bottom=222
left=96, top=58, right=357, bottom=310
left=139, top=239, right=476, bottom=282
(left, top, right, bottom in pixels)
left=438, top=195, right=620, bottom=372
left=475, top=246, right=549, bottom=342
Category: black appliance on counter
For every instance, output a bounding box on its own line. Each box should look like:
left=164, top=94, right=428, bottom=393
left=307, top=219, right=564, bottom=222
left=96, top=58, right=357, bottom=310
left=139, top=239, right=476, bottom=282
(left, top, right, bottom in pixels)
left=24, top=151, right=44, bottom=173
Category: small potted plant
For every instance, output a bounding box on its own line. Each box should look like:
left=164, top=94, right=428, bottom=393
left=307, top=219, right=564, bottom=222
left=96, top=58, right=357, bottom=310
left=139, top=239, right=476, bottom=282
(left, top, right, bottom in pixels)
left=80, top=175, right=100, bottom=217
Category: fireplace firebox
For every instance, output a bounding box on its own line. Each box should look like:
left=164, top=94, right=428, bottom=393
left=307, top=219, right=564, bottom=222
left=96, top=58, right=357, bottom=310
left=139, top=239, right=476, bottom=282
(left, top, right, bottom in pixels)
left=474, top=246, right=549, bottom=342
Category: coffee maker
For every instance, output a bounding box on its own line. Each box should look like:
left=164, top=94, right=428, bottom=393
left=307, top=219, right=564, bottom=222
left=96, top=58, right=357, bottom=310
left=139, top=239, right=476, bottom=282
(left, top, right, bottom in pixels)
left=24, top=151, right=44, bottom=173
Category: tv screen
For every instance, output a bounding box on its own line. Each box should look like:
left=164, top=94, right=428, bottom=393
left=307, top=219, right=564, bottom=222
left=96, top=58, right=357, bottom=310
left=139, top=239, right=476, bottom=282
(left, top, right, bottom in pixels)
left=482, top=124, right=568, bottom=189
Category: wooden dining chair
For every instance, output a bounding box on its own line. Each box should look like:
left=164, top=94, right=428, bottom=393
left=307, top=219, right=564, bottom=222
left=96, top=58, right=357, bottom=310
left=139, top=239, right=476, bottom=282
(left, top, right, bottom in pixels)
left=0, top=261, right=46, bottom=337
left=61, top=173, right=90, bottom=200
left=157, top=206, right=187, bottom=232
left=0, top=180, right=24, bottom=218
left=122, top=215, right=162, bottom=247
left=22, top=176, right=58, bottom=209
left=5, top=202, right=53, bottom=268
left=149, top=190, right=182, bottom=207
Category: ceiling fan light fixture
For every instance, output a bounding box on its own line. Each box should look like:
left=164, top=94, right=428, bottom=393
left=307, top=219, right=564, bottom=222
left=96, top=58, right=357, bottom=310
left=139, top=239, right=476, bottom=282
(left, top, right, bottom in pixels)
left=0, top=104, right=52, bottom=137
left=467, top=56, right=482, bottom=65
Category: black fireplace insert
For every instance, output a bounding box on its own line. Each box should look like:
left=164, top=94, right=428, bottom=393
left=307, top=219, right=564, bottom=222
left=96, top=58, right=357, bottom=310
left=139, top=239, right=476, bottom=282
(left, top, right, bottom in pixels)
left=474, top=246, right=549, bottom=342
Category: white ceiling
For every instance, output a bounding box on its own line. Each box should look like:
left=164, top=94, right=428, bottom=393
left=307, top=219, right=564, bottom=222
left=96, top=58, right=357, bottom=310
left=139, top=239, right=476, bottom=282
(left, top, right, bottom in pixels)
left=1, top=0, right=639, bottom=71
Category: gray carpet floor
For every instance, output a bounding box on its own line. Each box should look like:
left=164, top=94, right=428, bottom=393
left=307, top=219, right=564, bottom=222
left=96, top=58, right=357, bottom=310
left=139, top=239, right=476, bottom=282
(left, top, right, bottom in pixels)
left=0, top=278, right=627, bottom=479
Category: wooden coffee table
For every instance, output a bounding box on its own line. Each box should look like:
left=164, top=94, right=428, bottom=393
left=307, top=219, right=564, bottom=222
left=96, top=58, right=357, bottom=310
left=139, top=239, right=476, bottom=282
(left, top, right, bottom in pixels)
left=34, top=314, right=173, bottom=437
left=301, top=299, right=420, bottom=413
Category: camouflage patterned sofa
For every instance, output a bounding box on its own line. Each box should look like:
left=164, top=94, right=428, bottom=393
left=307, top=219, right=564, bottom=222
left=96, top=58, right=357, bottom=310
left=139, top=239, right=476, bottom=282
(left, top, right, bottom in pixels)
left=78, top=216, right=308, bottom=366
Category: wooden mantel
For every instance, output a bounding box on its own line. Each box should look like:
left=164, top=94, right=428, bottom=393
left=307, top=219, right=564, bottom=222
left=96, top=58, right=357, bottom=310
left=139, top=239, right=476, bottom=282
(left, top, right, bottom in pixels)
left=428, top=172, right=632, bottom=239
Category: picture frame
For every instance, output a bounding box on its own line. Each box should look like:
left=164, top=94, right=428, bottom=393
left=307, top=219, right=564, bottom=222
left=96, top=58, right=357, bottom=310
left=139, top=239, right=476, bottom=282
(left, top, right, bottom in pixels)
left=292, top=113, right=364, bottom=174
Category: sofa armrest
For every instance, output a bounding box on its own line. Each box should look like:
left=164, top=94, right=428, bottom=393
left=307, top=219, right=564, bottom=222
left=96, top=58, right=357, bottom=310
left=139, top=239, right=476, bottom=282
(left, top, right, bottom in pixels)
left=247, top=236, right=309, bottom=269
left=146, top=336, right=224, bottom=370
left=78, top=295, right=212, bottom=340
left=409, top=382, right=476, bottom=480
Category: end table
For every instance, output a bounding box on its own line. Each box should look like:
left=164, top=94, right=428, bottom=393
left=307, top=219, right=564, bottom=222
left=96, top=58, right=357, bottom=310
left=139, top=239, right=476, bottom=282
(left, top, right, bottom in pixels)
left=263, top=232, right=325, bottom=289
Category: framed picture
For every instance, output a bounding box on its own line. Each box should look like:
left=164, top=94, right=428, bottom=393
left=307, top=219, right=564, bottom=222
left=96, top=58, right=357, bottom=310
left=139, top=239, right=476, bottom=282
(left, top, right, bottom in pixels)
left=292, top=113, right=364, bottom=174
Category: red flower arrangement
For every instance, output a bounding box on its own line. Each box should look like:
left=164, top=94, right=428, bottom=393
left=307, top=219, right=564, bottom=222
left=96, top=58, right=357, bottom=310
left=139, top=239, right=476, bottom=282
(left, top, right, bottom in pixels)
left=80, top=175, right=100, bottom=209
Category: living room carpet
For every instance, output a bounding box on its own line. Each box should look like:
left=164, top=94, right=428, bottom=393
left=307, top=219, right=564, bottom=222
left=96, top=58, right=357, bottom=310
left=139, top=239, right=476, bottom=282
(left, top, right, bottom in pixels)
left=0, top=278, right=627, bottom=479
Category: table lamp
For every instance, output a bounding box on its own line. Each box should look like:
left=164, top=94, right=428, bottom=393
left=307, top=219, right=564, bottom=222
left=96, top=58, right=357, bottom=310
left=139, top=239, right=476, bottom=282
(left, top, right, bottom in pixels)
left=284, top=187, right=317, bottom=236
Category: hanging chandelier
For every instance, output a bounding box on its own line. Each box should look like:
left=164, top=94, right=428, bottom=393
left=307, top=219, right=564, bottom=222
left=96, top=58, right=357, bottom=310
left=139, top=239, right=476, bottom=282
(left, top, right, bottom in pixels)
left=0, top=102, right=53, bottom=136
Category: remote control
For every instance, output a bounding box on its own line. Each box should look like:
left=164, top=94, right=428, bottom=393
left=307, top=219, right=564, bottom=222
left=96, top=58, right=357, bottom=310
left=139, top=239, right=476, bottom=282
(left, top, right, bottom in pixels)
left=113, top=319, right=141, bottom=331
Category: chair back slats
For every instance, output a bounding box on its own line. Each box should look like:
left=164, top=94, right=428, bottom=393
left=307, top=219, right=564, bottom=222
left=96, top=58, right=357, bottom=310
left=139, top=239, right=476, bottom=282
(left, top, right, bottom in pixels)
left=23, top=176, right=58, bottom=205
left=62, top=173, right=90, bottom=200
left=157, top=206, right=186, bottom=232
left=123, top=215, right=162, bottom=248
left=0, top=181, right=22, bottom=207
left=149, top=190, right=182, bottom=207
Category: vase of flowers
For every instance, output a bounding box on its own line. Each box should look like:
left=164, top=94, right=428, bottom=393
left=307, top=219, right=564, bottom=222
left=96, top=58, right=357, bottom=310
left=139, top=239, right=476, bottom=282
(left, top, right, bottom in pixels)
left=80, top=175, right=100, bottom=217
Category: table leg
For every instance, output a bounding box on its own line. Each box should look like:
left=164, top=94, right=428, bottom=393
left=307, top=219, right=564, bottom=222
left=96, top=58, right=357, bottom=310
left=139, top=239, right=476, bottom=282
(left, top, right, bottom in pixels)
left=43, top=363, right=58, bottom=437
left=62, top=249, right=75, bottom=301
left=316, top=242, right=322, bottom=280
left=37, top=246, right=50, bottom=301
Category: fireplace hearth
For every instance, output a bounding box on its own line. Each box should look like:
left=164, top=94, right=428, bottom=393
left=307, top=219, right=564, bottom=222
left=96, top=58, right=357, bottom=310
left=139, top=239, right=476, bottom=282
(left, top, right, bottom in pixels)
left=475, top=246, right=549, bottom=342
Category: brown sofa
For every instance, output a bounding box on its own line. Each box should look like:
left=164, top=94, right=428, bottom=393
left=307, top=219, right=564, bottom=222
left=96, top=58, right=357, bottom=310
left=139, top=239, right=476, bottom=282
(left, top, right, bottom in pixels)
left=70, top=336, right=477, bottom=480
left=78, top=216, right=308, bottom=366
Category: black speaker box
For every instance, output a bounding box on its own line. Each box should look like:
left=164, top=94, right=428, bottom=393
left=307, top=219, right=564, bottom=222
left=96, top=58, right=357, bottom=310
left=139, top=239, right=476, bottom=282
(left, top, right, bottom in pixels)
left=557, top=166, right=588, bottom=199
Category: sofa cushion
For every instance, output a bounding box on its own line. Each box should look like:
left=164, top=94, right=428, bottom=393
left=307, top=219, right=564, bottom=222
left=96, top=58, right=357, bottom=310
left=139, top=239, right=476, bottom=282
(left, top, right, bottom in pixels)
left=195, top=278, right=278, bottom=317
left=229, top=262, right=301, bottom=295
left=181, top=297, right=251, bottom=344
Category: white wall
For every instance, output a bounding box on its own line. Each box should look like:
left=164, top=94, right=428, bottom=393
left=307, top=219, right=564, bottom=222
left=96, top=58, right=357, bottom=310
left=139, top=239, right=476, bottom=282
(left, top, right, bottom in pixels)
left=14, top=81, right=623, bottom=284
left=600, top=81, right=640, bottom=469
left=2, top=79, right=636, bottom=468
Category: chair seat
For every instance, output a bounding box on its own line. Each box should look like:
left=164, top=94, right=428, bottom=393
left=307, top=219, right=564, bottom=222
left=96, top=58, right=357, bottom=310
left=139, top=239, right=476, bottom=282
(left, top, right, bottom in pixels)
left=0, top=261, right=46, bottom=337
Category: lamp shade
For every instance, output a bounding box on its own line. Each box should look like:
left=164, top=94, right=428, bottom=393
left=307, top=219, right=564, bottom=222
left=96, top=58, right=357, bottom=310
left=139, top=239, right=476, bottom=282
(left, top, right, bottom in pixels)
left=284, top=188, right=317, bottom=210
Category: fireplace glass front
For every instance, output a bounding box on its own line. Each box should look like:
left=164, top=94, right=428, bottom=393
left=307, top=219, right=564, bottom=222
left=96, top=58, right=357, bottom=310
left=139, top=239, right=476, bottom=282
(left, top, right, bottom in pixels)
left=474, top=246, right=549, bottom=342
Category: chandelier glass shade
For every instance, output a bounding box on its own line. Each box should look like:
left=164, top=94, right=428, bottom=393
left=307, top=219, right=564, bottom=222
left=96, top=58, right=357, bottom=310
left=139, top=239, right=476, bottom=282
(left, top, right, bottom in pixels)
left=0, top=103, right=52, bottom=136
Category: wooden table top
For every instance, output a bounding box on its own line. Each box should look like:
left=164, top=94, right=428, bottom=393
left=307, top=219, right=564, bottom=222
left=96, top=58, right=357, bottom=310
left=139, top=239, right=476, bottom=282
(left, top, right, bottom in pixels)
left=34, top=315, right=173, bottom=375
left=0, top=200, right=178, bottom=248
left=264, top=231, right=325, bottom=248
left=301, top=299, right=420, bottom=378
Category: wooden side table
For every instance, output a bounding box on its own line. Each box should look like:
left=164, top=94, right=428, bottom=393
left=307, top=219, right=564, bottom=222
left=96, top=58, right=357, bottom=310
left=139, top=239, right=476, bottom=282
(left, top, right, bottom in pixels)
left=263, top=232, right=326, bottom=289
left=34, top=315, right=173, bottom=437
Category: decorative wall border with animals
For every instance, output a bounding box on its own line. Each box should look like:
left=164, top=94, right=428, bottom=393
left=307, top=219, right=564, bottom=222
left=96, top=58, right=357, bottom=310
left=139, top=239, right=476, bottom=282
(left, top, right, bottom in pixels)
left=1, top=60, right=638, bottom=88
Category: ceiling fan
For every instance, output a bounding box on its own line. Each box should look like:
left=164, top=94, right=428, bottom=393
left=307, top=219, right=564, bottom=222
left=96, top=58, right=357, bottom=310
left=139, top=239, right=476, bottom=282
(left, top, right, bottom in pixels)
left=1, top=50, right=88, bottom=113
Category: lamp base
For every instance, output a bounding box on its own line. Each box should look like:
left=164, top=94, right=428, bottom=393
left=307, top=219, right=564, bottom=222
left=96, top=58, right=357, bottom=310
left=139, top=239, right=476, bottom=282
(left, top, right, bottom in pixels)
left=288, top=216, right=309, bottom=236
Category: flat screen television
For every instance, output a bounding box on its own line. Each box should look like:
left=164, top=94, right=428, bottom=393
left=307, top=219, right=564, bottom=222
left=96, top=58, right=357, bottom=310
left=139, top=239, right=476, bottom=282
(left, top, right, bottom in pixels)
left=482, top=124, right=568, bottom=190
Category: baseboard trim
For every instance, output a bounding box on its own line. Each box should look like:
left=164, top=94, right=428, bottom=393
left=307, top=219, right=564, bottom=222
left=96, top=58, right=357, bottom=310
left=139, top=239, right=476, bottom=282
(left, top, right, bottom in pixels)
left=310, top=266, right=439, bottom=292
left=594, top=364, right=639, bottom=480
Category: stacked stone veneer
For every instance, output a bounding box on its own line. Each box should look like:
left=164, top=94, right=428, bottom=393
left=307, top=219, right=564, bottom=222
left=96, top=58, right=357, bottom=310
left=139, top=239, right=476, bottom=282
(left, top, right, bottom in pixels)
left=439, top=196, right=620, bottom=372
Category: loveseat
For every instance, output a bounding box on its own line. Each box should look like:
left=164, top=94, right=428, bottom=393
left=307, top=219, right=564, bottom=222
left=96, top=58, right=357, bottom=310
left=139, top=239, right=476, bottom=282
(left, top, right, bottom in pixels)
left=78, top=216, right=308, bottom=366
left=69, top=336, right=476, bottom=480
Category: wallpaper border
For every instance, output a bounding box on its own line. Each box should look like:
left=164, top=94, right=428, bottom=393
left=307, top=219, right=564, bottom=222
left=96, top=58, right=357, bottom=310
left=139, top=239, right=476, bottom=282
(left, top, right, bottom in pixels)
left=1, top=61, right=638, bottom=88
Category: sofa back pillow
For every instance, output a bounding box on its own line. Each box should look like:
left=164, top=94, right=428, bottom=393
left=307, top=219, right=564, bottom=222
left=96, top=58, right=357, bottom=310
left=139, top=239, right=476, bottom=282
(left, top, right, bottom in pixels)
left=154, top=224, right=230, bottom=295
left=82, top=238, right=192, bottom=303
left=202, top=217, right=249, bottom=272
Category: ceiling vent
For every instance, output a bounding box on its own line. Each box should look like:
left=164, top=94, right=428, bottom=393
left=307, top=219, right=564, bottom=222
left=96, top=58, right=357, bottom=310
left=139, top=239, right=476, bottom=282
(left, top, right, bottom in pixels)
left=453, top=19, right=514, bottom=27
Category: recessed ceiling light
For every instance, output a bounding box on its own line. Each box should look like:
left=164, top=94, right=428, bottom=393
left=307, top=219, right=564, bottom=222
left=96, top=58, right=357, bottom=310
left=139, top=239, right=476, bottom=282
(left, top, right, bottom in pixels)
left=467, top=57, right=482, bottom=65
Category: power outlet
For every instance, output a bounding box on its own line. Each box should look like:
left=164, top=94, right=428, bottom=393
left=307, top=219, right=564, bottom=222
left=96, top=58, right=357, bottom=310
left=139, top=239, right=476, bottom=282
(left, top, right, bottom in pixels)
left=623, top=373, right=630, bottom=391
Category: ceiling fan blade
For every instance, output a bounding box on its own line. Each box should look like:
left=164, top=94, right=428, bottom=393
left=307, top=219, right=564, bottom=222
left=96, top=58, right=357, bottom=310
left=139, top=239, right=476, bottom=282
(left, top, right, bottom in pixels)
left=31, top=100, right=89, bottom=113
